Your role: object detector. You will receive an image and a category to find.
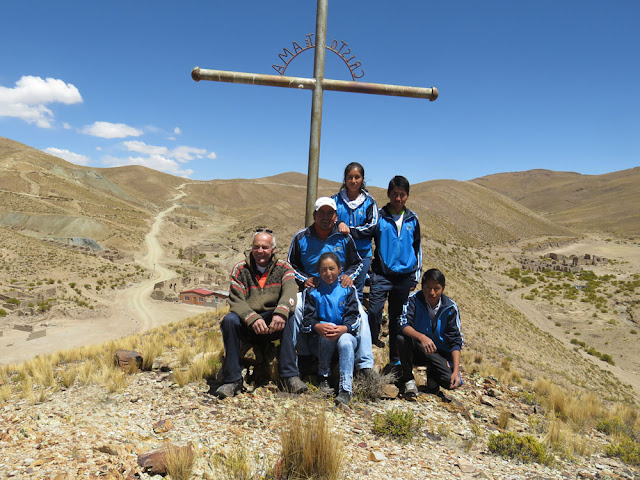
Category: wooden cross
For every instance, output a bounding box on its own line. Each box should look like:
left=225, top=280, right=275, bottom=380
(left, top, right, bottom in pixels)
left=192, top=0, right=438, bottom=225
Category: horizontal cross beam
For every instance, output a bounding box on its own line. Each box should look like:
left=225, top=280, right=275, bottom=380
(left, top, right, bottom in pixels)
left=192, top=67, right=439, bottom=101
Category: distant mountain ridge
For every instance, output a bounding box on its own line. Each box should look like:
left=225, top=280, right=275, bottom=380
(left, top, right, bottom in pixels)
left=472, top=168, right=640, bottom=236
left=3, top=136, right=637, bottom=248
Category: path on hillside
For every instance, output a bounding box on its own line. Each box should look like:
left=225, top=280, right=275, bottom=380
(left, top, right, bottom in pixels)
left=0, top=184, right=206, bottom=366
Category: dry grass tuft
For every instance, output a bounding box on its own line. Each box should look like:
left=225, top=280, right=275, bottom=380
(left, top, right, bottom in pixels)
left=280, top=411, right=344, bottom=480
left=165, top=444, right=198, bottom=480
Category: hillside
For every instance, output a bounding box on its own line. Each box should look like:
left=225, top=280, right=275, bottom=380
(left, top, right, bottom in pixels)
left=1, top=136, right=638, bottom=402
left=472, top=168, right=640, bottom=236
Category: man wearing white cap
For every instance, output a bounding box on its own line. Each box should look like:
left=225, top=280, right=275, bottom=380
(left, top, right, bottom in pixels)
left=288, top=197, right=363, bottom=290
left=287, top=197, right=374, bottom=377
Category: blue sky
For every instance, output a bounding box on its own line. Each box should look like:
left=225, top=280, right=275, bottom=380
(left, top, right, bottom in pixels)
left=1, top=1, right=638, bottom=188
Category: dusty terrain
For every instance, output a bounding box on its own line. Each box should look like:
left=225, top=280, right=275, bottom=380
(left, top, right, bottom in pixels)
left=1, top=136, right=639, bottom=405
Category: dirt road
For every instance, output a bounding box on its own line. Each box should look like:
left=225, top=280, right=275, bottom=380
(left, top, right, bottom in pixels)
left=0, top=186, right=208, bottom=366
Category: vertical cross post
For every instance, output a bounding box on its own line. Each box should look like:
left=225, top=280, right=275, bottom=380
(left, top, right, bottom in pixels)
left=306, top=0, right=328, bottom=224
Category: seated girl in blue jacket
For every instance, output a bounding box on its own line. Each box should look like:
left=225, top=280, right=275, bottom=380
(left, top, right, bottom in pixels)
left=302, top=252, right=361, bottom=406
left=397, top=268, right=463, bottom=399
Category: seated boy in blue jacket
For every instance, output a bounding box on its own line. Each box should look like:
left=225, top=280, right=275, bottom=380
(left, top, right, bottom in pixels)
left=396, top=268, right=463, bottom=399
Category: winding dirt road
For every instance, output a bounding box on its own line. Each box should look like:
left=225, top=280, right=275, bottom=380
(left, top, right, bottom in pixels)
left=0, top=185, right=206, bottom=365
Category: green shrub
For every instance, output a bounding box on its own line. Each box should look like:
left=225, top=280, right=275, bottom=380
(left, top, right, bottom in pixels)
left=373, top=408, right=421, bottom=443
left=6, top=298, right=20, bottom=305
left=488, top=432, right=552, bottom=465
left=605, top=438, right=640, bottom=466
left=0, top=308, right=7, bottom=317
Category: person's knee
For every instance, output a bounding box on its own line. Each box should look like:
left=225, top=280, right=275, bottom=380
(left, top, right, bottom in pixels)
left=221, top=313, right=240, bottom=332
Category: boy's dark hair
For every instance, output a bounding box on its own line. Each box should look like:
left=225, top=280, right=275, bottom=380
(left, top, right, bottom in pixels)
left=341, top=162, right=367, bottom=192
left=387, top=175, right=410, bottom=196
left=422, top=268, right=446, bottom=289
left=318, top=251, right=342, bottom=270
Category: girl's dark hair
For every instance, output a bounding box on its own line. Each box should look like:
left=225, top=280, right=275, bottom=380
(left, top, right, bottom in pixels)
left=422, top=268, right=446, bottom=289
left=387, top=175, right=410, bottom=196
left=318, top=252, right=341, bottom=270
left=341, top=162, right=367, bottom=192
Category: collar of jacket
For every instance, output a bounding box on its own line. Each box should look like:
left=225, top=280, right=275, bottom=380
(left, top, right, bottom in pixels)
left=306, top=223, right=341, bottom=239
left=244, top=250, right=277, bottom=275
left=338, top=189, right=368, bottom=209
left=380, top=203, right=416, bottom=221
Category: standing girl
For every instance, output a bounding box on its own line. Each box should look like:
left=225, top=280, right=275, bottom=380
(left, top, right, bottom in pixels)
left=332, top=162, right=379, bottom=303
left=369, top=175, right=422, bottom=368
left=302, top=252, right=360, bottom=406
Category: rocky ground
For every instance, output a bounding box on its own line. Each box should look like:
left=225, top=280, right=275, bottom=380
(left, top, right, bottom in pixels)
left=1, top=362, right=637, bottom=480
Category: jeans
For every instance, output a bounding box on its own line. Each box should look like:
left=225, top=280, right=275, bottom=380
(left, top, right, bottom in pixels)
left=353, top=255, right=372, bottom=304
left=368, top=272, right=416, bottom=364
left=317, top=333, right=357, bottom=393
left=292, top=292, right=373, bottom=370
left=220, top=311, right=300, bottom=383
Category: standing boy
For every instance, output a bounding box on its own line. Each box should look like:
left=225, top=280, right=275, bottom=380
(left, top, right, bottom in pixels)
left=396, top=268, right=463, bottom=399
left=369, top=175, right=422, bottom=367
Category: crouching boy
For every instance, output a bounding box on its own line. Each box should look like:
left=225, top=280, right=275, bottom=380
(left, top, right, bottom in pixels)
left=396, top=268, right=463, bottom=399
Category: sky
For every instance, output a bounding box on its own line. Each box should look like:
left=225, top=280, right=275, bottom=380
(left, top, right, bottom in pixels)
left=1, top=1, right=638, bottom=188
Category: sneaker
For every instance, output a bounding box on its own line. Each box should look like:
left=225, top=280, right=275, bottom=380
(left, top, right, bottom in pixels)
left=403, top=379, right=418, bottom=400
left=335, top=390, right=352, bottom=406
left=282, top=376, right=308, bottom=394
left=357, top=367, right=373, bottom=379
left=215, top=380, right=243, bottom=399
left=373, top=339, right=386, bottom=348
left=317, top=378, right=333, bottom=396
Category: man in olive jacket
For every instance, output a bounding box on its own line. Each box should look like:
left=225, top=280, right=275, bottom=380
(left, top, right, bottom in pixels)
left=216, top=229, right=308, bottom=398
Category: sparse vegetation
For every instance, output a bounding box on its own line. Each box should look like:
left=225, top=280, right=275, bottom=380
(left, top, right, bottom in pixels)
left=372, top=407, right=422, bottom=443
left=280, top=411, right=344, bottom=480
left=488, top=432, right=552, bottom=465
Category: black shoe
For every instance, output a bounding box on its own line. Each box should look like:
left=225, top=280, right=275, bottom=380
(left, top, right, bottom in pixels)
left=357, top=367, right=373, bottom=379
left=318, top=378, right=333, bottom=396
left=335, top=390, right=352, bottom=406
left=282, top=376, right=308, bottom=394
left=215, top=380, right=243, bottom=399
left=373, top=339, right=386, bottom=348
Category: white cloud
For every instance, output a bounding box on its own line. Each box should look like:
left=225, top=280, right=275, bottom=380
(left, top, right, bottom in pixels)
left=62, top=122, right=72, bottom=130
left=102, top=140, right=216, bottom=177
left=102, top=154, right=193, bottom=178
left=173, top=127, right=181, bottom=135
left=0, top=75, right=83, bottom=128
left=172, top=145, right=207, bottom=162
left=43, top=147, right=89, bottom=166
left=123, top=140, right=168, bottom=156
left=96, top=146, right=102, bottom=151
left=81, top=121, right=143, bottom=139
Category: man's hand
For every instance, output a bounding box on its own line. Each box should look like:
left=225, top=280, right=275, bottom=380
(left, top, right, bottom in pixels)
left=417, top=333, right=436, bottom=355
left=450, top=370, right=461, bottom=389
left=268, top=314, right=286, bottom=333
left=339, top=274, right=353, bottom=288
left=251, top=318, right=269, bottom=335
left=314, top=323, right=347, bottom=340
left=304, top=277, right=318, bottom=289
left=337, top=222, right=350, bottom=235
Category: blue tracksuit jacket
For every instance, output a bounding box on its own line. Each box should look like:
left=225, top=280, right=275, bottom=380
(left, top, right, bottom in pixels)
left=371, top=204, right=422, bottom=284
left=331, top=190, right=379, bottom=259
left=288, top=224, right=363, bottom=289
left=302, top=281, right=360, bottom=334
left=398, top=292, right=463, bottom=353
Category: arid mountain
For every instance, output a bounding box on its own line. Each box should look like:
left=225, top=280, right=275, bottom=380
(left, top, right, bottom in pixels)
left=472, top=168, right=640, bottom=236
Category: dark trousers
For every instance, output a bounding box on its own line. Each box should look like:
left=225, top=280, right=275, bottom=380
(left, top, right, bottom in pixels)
left=368, top=273, right=416, bottom=364
left=220, top=311, right=299, bottom=383
left=396, top=334, right=454, bottom=390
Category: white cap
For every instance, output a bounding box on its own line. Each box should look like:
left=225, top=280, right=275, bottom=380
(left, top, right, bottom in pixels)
left=314, top=197, right=337, bottom=212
